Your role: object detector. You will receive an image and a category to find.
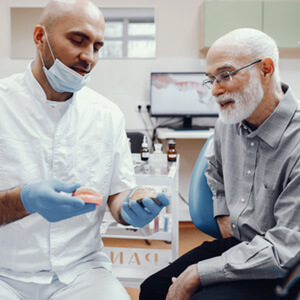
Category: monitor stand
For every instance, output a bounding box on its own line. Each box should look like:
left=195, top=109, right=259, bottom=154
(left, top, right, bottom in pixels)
left=171, top=116, right=211, bottom=131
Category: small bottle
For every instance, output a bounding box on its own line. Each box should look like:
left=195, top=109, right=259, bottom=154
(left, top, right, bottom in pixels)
left=153, top=143, right=163, bottom=158
left=167, top=140, right=177, bottom=162
left=140, top=135, right=149, bottom=161
left=152, top=143, right=165, bottom=173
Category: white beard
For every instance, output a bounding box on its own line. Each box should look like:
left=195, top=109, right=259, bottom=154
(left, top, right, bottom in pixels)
left=215, top=72, right=264, bottom=125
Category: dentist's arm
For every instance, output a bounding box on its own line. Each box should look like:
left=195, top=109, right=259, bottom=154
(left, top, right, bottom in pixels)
left=108, top=190, right=131, bottom=225
left=0, top=179, right=96, bottom=225
left=0, top=186, right=28, bottom=225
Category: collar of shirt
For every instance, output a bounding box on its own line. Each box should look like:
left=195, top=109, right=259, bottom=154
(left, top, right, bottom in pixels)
left=25, top=61, right=75, bottom=106
left=237, top=83, right=299, bottom=148
left=23, top=61, right=48, bottom=102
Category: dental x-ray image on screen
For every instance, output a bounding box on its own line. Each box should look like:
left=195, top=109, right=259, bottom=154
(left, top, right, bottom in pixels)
left=150, top=72, right=218, bottom=130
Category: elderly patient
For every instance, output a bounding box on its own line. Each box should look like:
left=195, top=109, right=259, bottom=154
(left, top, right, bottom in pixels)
left=139, top=28, right=300, bottom=300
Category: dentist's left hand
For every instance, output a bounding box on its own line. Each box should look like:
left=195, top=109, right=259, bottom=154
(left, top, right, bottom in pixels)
left=121, top=189, right=170, bottom=228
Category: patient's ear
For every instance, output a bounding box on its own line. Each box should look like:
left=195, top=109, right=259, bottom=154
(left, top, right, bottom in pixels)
left=261, top=57, right=275, bottom=78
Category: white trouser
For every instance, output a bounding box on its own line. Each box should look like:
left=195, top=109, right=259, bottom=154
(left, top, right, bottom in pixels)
left=0, top=268, right=130, bottom=300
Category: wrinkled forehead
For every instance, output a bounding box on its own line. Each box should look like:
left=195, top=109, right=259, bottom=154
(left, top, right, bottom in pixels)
left=206, top=42, right=247, bottom=75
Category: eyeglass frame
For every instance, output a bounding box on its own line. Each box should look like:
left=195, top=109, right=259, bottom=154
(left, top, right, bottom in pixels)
left=202, top=59, right=262, bottom=89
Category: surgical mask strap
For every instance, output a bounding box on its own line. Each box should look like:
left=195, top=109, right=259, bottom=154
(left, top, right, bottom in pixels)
left=38, top=50, right=46, bottom=68
left=42, top=26, right=56, bottom=63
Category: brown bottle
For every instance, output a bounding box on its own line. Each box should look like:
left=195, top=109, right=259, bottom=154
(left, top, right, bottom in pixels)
left=167, top=140, right=177, bottom=162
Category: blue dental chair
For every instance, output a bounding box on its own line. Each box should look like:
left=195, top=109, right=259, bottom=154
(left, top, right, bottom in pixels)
left=189, top=135, right=222, bottom=239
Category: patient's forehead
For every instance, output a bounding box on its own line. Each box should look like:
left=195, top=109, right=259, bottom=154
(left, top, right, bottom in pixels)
left=206, top=44, right=247, bottom=75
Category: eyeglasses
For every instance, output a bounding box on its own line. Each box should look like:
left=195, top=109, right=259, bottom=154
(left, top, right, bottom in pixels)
left=202, top=59, right=262, bottom=89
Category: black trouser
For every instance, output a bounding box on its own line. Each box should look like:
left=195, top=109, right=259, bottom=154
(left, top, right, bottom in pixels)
left=139, top=237, right=296, bottom=300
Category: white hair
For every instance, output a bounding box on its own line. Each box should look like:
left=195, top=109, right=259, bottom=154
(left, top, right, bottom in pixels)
left=214, top=28, right=281, bottom=86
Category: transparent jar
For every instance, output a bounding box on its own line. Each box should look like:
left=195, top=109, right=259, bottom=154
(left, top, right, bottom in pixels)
left=152, top=143, right=165, bottom=174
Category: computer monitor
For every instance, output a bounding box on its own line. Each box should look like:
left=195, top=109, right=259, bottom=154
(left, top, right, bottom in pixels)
left=150, top=72, right=219, bottom=130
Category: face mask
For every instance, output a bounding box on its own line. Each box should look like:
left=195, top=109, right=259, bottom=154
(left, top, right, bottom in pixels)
left=39, top=28, right=91, bottom=93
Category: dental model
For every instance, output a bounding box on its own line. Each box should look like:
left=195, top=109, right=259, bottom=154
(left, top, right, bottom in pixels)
left=129, top=186, right=161, bottom=208
left=73, top=187, right=103, bottom=206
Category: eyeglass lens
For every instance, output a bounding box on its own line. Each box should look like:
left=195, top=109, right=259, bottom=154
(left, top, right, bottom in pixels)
left=203, top=72, right=231, bottom=89
left=216, top=72, right=231, bottom=83
left=203, top=59, right=262, bottom=89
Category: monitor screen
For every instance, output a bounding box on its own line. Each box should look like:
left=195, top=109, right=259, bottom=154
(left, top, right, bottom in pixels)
left=150, top=72, right=219, bottom=129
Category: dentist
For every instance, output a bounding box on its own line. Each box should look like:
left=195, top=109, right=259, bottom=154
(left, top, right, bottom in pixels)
left=0, top=0, right=169, bottom=299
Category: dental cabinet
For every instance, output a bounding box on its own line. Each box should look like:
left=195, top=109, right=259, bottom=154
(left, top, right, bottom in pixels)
left=201, top=1, right=300, bottom=49
left=102, top=154, right=179, bottom=288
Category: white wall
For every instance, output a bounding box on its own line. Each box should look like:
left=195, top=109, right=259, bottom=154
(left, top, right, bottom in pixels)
left=1, top=0, right=300, bottom=220
left=1, top=0, right=209, bottom=132
left=1, top=0, right=300, bottom=131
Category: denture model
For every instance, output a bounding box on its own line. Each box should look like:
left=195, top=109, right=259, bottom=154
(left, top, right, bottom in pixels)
left=129, top=186, right=161, bottom=208
left=73, top=187, right=103, bottom=206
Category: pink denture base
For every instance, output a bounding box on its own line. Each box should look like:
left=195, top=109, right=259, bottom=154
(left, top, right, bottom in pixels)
left=73, top=187, right=103, bottom=206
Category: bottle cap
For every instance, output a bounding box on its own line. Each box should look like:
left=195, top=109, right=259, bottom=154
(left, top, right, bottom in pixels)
left=142, top=135, right=148, bottom=148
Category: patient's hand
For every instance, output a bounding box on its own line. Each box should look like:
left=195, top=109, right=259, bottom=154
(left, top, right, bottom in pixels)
left=166, top=264, right=200, bottom=300
left=216, top=215, right=233, bottom=238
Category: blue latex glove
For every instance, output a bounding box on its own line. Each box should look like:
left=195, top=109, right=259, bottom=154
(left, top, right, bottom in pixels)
left=21, top=179, right=96, bottom=222
left=121, top=189, right=170, bottom=228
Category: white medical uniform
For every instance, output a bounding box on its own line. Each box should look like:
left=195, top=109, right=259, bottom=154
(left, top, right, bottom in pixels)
left=0, top=63, right=135, bottom=299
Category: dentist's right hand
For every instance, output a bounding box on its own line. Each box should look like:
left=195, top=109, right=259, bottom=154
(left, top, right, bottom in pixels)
left=21, top=179, right=96, bottom=222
